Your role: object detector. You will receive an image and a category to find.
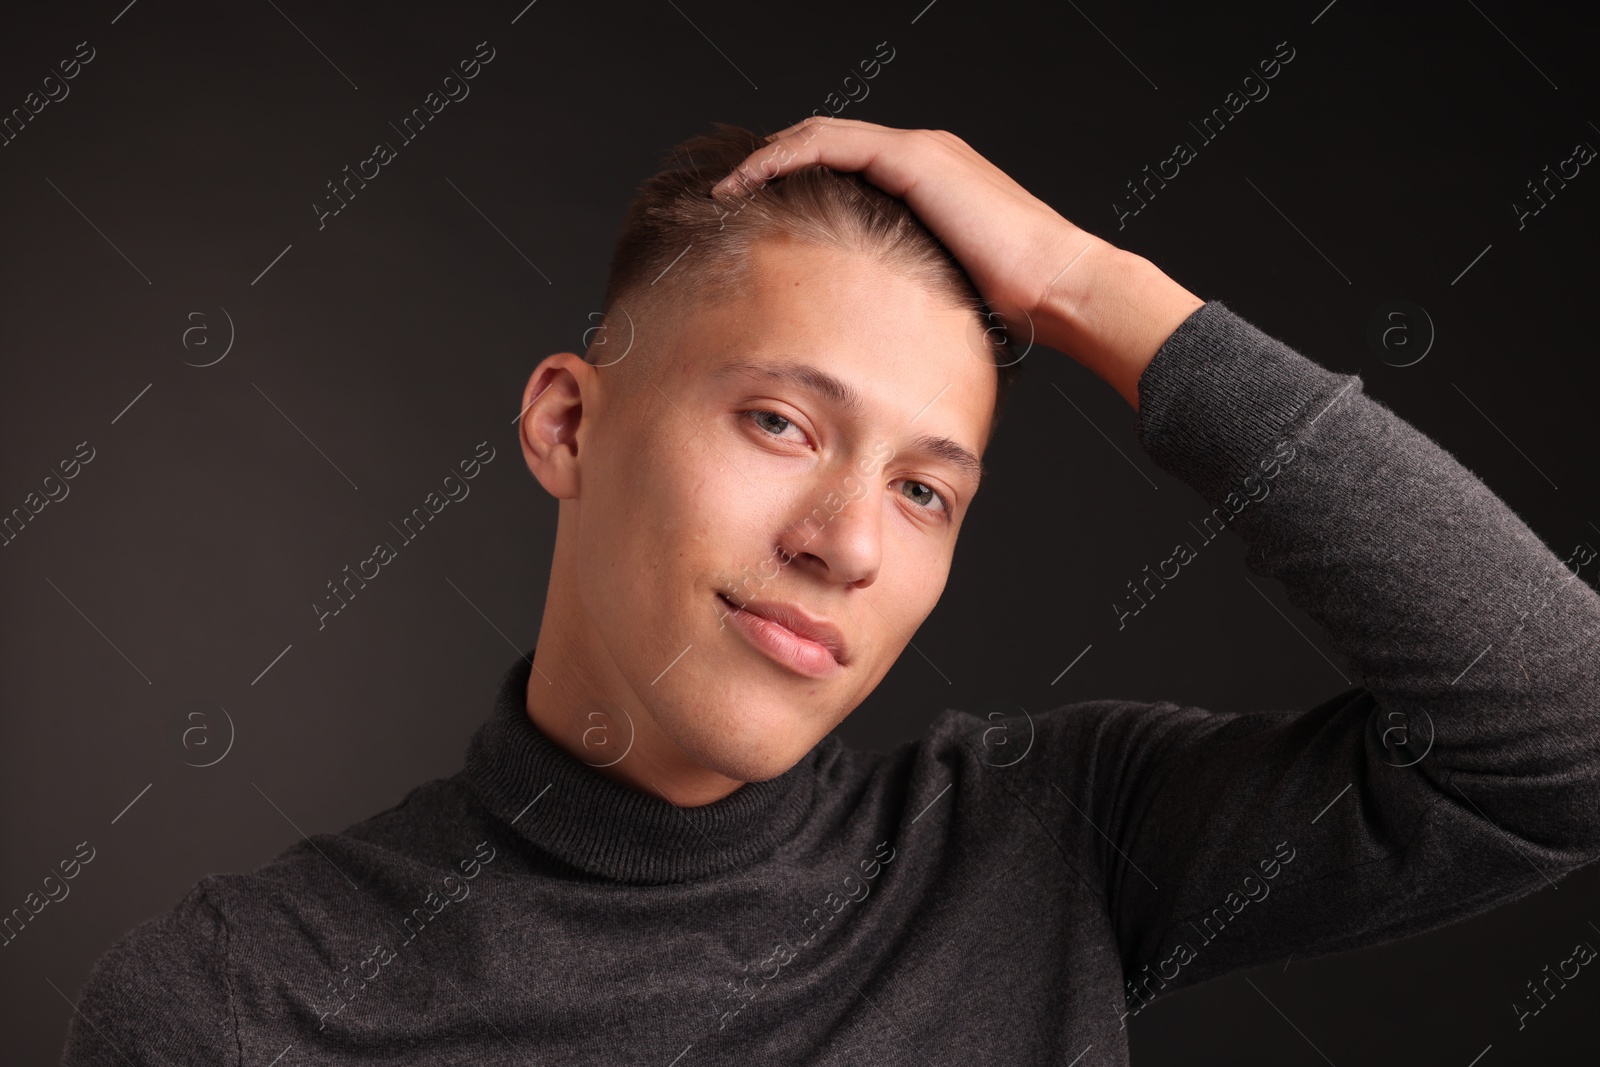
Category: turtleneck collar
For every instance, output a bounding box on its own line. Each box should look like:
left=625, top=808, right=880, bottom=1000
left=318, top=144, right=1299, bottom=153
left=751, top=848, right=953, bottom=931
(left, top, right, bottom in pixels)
left=459, top=649, right=827, bottom=885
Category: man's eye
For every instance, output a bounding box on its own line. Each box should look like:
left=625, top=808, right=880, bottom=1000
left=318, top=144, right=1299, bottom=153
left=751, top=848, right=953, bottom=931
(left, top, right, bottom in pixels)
left=899, top=479, right=951, bottom=519
left=745, top=411, right=952, bottom=524
left=745, top=409, right=807, bottom=443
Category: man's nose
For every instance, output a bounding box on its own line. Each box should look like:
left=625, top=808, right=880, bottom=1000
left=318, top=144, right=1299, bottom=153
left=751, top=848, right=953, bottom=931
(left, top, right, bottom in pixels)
left=775, top=480, right=883, bottom=588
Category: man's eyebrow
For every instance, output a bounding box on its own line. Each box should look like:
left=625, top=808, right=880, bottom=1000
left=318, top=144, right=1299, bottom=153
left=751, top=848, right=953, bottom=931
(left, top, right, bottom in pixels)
left=710, top=358, right=986, bottom=491
left=910, top=431, right=986, bottom=491
left=712, top=359, right=868, bottom=421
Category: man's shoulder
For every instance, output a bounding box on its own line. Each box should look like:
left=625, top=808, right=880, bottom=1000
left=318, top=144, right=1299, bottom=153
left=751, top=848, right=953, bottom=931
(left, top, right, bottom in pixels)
left=918, top=696, right=1200, bottom=758
left=89, top=876, right=230, bottom=970
left=899, top=696, right=1244, bottom=806
left=246, top=773, right=481, bottom=884
left=60, top=877, right=237, bottom=1064
left=62, top=774, right=487, bottom=1062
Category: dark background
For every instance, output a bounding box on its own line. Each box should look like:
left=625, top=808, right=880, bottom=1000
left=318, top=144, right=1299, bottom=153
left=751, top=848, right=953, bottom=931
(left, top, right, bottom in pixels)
left=3, top=0, right=1596, bottom=1062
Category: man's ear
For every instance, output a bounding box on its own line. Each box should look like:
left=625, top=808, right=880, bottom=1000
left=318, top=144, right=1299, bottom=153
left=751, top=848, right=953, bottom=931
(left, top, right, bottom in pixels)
left=519, top=352, right=592, bottom=499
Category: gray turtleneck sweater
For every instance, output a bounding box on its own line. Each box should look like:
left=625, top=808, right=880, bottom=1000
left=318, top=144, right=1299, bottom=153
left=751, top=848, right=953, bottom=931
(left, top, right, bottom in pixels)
left=59, top=301, right=1600, bottom=1065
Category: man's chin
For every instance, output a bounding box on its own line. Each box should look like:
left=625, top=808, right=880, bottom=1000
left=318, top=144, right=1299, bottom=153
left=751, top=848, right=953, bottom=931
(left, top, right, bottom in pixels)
left=663, top=706, right=822, bottom=785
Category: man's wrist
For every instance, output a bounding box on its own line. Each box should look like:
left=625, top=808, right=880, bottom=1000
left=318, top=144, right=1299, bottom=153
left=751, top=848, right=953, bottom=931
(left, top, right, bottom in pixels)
left=1034, top=238, right=1205, bottom=412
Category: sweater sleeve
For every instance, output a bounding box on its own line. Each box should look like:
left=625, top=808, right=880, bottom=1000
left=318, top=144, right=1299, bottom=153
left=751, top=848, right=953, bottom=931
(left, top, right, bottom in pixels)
left=58, top=879, right=240, bottom=1066
left=1030, top=300, right=1600, bottom=997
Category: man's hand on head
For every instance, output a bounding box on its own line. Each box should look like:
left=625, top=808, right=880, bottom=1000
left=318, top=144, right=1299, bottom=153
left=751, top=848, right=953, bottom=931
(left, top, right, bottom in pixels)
left=712, top=117, right=1205, bottom=411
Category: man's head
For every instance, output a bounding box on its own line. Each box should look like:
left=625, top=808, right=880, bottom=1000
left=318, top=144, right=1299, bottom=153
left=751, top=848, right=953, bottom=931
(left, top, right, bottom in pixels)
left=517, top=122, right=1022, bottom=802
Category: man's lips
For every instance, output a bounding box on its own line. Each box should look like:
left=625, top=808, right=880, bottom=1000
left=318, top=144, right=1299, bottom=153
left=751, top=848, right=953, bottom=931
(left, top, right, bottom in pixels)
left=716, top=592, right=849, bottom=667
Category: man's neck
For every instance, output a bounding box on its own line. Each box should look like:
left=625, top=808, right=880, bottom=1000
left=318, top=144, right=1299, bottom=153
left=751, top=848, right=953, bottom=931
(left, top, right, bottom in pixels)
left=523, top=641, right=747, bottom=807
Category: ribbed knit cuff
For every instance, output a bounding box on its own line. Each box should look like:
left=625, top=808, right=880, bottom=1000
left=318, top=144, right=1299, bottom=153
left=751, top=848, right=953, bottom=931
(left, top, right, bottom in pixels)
left=1132, top=300, right=1361, bottom=504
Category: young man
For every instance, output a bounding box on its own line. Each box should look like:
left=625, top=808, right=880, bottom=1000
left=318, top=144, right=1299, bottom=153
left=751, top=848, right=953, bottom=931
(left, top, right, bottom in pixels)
left=61, top=119, right=1600, bottom=1064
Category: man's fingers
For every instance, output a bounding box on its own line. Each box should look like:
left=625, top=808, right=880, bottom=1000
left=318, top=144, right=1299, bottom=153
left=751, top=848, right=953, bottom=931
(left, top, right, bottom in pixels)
left=711, top=120, right=920, bottom=199
left=761, top=115, right=876, bottom=143
left=713, top=119, right=849, bottom=193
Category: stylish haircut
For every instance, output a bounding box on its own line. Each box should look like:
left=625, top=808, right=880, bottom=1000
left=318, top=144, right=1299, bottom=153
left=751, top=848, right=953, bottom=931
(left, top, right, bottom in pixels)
left=593, top=122, right=1025, bottom=448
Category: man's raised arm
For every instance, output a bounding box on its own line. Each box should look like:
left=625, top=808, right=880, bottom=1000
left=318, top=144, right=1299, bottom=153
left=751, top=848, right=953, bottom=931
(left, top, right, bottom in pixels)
left=714, top=118, right=1600, bottom=996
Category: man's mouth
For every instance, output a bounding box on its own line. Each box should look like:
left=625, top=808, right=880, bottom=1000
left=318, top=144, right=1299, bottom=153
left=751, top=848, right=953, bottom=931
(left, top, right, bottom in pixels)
left=717, top=592, right=848, bottom=678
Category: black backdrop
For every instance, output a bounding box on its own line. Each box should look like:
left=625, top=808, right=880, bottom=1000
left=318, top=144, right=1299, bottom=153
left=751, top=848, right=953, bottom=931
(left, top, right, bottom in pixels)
left=3, top=0, right=1597, bottom=1062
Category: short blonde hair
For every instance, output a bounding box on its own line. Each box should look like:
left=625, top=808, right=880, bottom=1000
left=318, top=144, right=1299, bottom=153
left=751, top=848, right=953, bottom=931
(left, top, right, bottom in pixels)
left=595, top=121, right=1023, bottom=445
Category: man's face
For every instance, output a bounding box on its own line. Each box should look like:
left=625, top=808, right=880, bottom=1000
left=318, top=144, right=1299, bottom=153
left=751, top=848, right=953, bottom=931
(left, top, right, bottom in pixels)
left=567, top=233, right=997, bottom=783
